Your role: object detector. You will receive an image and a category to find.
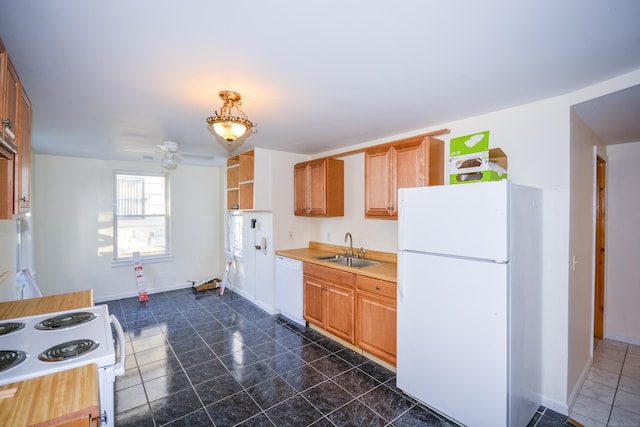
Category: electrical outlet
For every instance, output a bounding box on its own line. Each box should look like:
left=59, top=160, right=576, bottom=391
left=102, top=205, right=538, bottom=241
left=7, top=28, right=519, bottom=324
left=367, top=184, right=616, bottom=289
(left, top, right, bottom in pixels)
left=327, top=232, right=331, bottom=241
left=288, top=231, right=293, bottom=240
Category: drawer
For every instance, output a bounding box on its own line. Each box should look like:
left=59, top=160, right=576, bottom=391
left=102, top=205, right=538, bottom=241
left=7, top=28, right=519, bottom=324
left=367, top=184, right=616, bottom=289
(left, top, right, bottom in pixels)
left=304, top=263, right=354, bottom=288
left=356, top=275, right=396, bottom=300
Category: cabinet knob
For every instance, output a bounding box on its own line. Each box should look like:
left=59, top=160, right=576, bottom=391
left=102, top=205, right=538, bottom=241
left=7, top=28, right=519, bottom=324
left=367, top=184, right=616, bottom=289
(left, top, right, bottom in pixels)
left=2, top=119, right=12, bottom=128
left=376, top=286, right=380, bottom=291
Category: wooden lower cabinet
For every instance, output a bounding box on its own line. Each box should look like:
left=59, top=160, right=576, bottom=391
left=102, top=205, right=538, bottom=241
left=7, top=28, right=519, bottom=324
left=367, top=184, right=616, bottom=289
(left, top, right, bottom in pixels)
left=303, top=263, right=398, bottom=365
left=355, top=275, right=397, bottom=365
left=303, top=263, right=355, bottom=344
left=302, top=274, right=325, bottom=327
left=325, top=284, right=354, bottom=342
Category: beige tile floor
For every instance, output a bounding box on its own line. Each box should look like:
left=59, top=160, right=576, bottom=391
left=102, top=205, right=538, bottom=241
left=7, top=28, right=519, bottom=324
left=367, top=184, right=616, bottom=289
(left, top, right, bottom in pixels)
left=569, top=339, right=640, bottom=427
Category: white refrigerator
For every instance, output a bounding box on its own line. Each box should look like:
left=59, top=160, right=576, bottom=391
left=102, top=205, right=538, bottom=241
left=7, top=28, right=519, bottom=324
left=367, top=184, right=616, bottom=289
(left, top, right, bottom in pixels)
left=397, top=180, right=542, bottom=427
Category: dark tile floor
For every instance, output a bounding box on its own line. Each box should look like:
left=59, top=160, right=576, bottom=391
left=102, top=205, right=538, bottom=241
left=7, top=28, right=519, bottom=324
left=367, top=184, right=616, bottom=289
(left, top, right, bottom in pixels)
left=103, top=288, right=578, bottom=426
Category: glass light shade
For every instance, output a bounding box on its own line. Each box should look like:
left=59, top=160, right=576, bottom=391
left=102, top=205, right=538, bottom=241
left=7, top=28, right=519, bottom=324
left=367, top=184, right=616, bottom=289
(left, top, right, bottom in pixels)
left=161, top=157, right=178, bottom=170
left=212, top=120, right=248, bottom=142
left=206, top=91, right=254, bottom=144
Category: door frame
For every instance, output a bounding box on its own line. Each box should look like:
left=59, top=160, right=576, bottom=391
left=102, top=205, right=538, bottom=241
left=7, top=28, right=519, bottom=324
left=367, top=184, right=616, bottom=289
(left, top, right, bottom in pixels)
left=594, top=155, right=606, bottom=340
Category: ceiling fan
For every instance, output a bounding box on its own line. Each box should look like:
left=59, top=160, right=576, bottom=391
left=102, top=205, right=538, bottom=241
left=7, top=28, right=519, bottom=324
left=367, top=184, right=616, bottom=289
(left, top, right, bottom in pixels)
left=124, top=140, right=215, bottom=170
left=157, top=141, right=181, bottom=170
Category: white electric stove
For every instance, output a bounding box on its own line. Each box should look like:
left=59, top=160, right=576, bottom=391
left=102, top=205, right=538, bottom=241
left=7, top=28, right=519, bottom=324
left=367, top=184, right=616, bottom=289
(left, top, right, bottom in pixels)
left=0, top=304, right=125, bottom=426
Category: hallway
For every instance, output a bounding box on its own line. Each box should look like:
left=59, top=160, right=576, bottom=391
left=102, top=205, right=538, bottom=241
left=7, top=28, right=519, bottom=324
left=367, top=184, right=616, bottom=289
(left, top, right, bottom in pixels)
left=569, top=339, right=640, bottom=426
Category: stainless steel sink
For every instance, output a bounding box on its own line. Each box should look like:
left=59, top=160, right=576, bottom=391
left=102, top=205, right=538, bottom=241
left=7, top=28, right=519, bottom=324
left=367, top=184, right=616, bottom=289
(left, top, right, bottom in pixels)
left=314, top=254, right=345, bottom=261
left=313, top=254, right=383, bottom=268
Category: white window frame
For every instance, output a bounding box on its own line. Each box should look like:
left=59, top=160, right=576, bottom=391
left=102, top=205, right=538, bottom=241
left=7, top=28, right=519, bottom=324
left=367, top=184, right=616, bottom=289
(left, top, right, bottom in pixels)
left=112, top=171, right=172, bottom=266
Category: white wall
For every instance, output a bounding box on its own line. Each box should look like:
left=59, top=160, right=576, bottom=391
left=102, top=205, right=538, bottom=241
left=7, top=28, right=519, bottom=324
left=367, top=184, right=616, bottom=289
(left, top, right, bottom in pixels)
left=33, top=154, right=226, bottom=301
left=605, top=141, right=640, bottom=345
left=567, top=111, right=602, bottom=405
left=270, top=150, right=309, bottom=251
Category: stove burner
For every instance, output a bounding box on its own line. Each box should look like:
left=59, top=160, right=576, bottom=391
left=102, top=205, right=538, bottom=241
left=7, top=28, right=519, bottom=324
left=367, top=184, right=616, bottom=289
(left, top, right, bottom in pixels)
left=0, top=322, right=25, bottom=336
left=35, top=312, right=97, bottom=330
left=38, top=339, right=99, bottom=362
left=0, top=350, right=27, bottom=373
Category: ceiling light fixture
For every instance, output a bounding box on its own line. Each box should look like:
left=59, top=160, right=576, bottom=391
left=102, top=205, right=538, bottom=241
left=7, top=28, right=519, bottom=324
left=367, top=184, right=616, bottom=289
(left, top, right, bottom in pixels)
left=159, top=142, right=180, bottom=171
left=206, top=90, right=255, bottom=143
left=161, top=154, right=178, bottom=171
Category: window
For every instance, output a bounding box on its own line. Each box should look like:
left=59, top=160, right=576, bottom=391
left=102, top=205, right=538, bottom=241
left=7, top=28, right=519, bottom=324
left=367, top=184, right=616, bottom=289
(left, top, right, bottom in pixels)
left=227, top=212, right=243, bottom=258
left=114, top=172, right=170, bottom=261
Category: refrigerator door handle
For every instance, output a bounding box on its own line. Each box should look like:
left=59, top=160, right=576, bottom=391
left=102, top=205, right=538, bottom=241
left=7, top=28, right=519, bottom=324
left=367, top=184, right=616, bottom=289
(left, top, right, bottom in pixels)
left=397, top=259, right=405, bottom=302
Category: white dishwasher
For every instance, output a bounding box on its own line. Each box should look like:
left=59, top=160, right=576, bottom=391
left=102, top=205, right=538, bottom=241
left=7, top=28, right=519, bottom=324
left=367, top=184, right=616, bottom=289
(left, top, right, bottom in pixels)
left=275, top=255, right=305, bottom=326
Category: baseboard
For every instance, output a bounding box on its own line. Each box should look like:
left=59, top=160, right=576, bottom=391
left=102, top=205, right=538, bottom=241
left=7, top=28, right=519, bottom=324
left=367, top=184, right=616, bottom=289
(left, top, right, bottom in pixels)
left=94, top=282, right=192, bottom=303
left=308, top=323, right=397, bottom=372
left=605, top=332, right=640, bottom=346
left=568, top=357, right=593, bottom=412
left=224, top=287, right=279, bottom=315
left=538, top=395, right=569, bottom=417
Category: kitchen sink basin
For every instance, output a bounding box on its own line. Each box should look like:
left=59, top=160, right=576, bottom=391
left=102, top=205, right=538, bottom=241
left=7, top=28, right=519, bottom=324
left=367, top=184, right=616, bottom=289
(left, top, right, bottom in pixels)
left=313, top=254, right=383, bottom=268
left=313, top=254, right=345, bottom=261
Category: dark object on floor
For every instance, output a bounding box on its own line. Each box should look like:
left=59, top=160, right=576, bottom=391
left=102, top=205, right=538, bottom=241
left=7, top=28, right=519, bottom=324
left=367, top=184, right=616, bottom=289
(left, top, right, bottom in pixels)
left=191, top=278, right=221, bottom=292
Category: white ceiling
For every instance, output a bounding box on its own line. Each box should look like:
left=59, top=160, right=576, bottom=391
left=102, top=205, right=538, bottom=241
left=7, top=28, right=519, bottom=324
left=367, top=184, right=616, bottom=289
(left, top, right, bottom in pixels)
left=1, top=1, right=639, bottom=167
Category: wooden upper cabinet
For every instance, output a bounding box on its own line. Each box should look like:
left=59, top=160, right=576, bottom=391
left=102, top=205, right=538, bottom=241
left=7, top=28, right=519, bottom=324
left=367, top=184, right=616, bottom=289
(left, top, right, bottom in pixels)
left=294, top=157, right=344, bottom=217
left=1, top=40, right=30, bottom=219
left=365, top=135, right=443, bottom=219
left=1, top=52, right=19, bottom=152
left=16, top=88, right=31, bottom=212
left=294, top=163, right=308, bottom=215
left=364, top=145, right=394, bottom=218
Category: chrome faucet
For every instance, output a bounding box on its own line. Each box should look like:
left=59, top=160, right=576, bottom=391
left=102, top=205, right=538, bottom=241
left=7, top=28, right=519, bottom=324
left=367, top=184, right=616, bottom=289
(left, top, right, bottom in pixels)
left=344, top=232, right=354, bottom=257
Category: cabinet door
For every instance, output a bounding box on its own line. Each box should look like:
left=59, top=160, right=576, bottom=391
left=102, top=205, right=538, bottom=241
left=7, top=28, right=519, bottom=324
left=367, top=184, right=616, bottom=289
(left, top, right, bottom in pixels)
left=1, top=55, right=19, bottom=148
left=0, top=155, right=14, bottom=219
left=294, top=163, right=309, bottom=215
left=391, top=139, right=425, bottom=216
left=294, top=158, right=344, bottom=217
left=303, top=275, right=325, bottom=327
left=365, top=136, right=437, bottom=219
left=356, top=292, right=397, bottom=364
left=307, top=160, right=326, bottom=215
left=325, top=284, right=355, bottom=344
left=364, top=147, right=393, bottom=217
left=16, top=89, right=30, bottom=212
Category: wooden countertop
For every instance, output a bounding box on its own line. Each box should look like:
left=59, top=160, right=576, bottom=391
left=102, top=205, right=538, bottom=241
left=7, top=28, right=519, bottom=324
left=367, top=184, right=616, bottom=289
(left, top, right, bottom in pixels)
left=0, top=290, right=94, bottom=320
left=276, top=242, right=397, bottom=282
left=0, top=363, right=100, bottom=427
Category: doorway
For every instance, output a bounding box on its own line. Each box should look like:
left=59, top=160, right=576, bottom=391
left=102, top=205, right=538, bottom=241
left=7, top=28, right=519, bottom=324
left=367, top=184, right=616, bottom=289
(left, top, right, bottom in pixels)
left=594, top=155, right=606, bottom=339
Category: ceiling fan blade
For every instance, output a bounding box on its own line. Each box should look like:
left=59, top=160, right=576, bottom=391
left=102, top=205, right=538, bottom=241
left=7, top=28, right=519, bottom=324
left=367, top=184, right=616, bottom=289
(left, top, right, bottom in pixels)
left=123, top=147, right=156, bottom=154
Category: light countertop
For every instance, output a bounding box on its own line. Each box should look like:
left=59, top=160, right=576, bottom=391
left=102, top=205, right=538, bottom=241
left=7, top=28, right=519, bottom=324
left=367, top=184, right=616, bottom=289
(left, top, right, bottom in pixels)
left=0, top=290, right=94, bottom=320
left=0, top=363, right=100, bottom=426
left=276, top=242, right=397, bottom=282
